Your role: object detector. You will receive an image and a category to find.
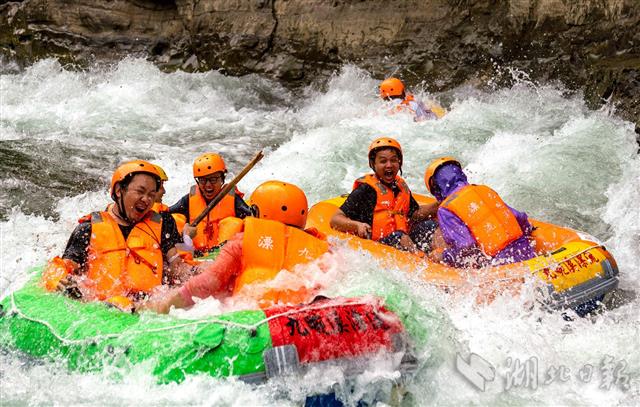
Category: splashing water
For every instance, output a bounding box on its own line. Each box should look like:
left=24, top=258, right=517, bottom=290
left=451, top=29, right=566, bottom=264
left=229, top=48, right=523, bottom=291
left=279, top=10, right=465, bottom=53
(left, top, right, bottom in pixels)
left=1, top=59, right=639, bottom=405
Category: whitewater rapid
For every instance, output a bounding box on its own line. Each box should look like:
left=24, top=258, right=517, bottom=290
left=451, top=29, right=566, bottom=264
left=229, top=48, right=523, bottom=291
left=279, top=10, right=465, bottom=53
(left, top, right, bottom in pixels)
left=1, top=58, right=638, bottom=405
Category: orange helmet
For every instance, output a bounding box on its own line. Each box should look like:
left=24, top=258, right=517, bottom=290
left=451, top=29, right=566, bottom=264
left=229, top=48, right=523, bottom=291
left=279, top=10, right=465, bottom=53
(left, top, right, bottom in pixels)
left=368, top=137, right=403, bottom=166
left=152, top=164, right=168, bottom=181
left=110, top=160, right=161, bottom=199
left=424, top=156, right=461, bottom=195
left=379, top=77, right=405, bottom=98
left=250, top=181, right=308, bottom=228
left=193, top=153, right=226, bottom=178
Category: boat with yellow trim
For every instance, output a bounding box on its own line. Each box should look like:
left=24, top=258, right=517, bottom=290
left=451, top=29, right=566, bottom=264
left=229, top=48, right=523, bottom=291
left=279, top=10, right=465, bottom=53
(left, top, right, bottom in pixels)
left=425, top=101, right=446, bottom=119
left=307, top=194, right=619, bottom=315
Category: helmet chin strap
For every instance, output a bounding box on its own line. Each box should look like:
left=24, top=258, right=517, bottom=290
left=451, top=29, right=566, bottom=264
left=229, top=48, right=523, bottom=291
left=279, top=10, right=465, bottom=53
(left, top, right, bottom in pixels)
left=114, top=189, right=134, bottom=226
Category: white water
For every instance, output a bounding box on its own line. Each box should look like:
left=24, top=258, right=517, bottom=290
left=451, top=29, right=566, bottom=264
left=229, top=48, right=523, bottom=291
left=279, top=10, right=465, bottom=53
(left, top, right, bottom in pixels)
left=1, top=59, right=639, bottom=405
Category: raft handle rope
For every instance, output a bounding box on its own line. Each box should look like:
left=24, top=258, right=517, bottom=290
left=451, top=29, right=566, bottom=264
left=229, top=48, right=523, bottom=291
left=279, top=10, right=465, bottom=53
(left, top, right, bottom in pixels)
left=7, top=293, right=380, bottom=347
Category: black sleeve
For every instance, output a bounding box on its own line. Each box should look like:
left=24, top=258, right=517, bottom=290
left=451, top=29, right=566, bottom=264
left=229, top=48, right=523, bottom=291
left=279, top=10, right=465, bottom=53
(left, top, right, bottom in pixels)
left=160, top=212, right=183, bottom=254
left=339, top=184, right=377, bottom=226
left=234, top=194, right=254, bottom=219
left=168, top=194, right=190, bottom=218
left=408, top=193, right=419, bottom=218
left=62, top=222, right=92, bottom=267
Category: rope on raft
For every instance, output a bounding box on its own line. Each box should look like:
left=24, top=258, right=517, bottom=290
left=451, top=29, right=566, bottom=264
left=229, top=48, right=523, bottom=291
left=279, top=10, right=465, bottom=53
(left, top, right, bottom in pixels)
left=7, top=293, right=378, bottom=346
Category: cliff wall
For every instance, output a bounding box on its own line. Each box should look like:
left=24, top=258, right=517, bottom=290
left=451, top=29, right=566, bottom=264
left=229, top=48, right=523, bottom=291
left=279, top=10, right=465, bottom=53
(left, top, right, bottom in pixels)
left=1, top=0, right=638, bottom=131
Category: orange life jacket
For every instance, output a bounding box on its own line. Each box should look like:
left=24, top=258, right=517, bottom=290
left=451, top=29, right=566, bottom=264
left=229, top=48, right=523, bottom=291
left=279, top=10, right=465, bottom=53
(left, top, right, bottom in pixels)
left=152, top=202, right=169, bottom=213
left=85, top=211, right=164, bottom=300
left=169, top=213, right=186, bottom=235
left=388, top=94, right=415, bottom=114
left=42, top=256, right=75, bottom=292
left=401, top=93, right=415, bottom=106
left=217, top=216, right=245, bottom=244
left=233, top=217, right=329, bottom=306
left=440, top=184, right=523, bottom=257
left=149, top=202, right=187, bottom=236
left=353, top=174, right=411, bottom=241
left=188, top=185, right=237, bottom=252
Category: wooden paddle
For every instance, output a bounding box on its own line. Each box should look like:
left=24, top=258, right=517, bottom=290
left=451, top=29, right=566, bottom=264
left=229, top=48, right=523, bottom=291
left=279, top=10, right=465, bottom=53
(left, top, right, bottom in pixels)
left=190, top=150, right=264, bottom=227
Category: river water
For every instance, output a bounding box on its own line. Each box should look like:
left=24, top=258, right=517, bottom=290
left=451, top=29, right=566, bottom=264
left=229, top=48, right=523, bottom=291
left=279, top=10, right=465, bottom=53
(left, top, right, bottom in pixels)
left=1, top=58, right=638, bottom=405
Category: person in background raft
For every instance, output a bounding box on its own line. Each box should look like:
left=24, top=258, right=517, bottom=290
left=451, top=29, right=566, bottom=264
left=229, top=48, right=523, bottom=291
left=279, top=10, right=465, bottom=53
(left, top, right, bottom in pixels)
left=150, top=163, right=197, bottom=261
left=141, top=181, right=329, bottom=313
left=379, top=77, right=440, bottom=122
left=151, top=164, right=169, bottom=213
left=42, top=160, right=204, bottom=311
left=424, top=157, right=536, bottom=268
left=330, top=137, right=439, bottom=253
left=168, top=153, right=253, bottom=256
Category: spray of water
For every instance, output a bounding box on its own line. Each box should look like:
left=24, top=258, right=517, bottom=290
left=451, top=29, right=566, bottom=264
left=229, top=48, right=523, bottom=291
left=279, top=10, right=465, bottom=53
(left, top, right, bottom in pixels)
left=1, top=59, right=638, bottom=404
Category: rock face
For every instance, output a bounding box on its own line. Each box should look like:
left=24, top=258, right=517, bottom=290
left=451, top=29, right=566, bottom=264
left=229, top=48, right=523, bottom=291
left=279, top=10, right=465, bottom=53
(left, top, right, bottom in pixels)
left=1, top=0, right=639, bottom=131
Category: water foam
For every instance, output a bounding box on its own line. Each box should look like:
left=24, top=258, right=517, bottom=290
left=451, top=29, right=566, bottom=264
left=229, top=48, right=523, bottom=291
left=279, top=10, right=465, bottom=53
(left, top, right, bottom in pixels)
left=1, top=59, right=638, bottom=404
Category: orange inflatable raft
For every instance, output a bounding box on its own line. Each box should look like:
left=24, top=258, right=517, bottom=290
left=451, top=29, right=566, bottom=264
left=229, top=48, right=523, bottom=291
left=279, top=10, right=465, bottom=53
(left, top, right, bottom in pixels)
left=307, top=194, right=619, bottom=315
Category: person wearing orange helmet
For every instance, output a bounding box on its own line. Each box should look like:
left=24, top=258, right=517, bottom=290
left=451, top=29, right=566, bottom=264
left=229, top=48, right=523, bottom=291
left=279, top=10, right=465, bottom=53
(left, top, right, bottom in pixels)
left=151, top=163, right=170, bottom=213
left=168, top=153, right=253, bottom=255
left=42, top=160, right=202, bottom=311
left=330, top=137, right=438, bottom=253
left=379, top=77, right=438, bottom=122
left=141, top=180, right=330, bottom=313
left=424, top=157, right=535, bottom=267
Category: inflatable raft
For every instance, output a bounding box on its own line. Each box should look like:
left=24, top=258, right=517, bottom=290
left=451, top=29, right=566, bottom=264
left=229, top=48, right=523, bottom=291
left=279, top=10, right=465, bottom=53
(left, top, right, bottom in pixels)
left=307, top=194, right=619, bottom=315
left=426, top=102, right=446, bottom=119
left=0, top=267, right=416, bottom=385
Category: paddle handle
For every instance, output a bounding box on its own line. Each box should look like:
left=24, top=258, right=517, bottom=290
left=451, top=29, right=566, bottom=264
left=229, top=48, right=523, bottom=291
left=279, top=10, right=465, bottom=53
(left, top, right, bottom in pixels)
left=190, top=150, right=264, bottom=227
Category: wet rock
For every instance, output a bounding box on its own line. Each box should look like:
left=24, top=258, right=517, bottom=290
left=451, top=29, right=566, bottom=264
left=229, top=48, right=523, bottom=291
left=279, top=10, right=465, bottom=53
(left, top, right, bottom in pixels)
left=0, top=0, right=638, bottom=130
left=181, top=53, right=198, bottom=71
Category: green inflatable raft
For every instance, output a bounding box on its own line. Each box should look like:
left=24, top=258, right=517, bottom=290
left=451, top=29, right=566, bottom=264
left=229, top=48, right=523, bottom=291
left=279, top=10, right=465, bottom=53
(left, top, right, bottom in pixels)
left=0, top=267, right=418, bottom=385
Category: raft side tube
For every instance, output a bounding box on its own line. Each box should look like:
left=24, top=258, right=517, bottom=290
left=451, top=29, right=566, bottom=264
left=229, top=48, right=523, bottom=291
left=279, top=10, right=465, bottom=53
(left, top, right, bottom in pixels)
left=1, top=269, right=416, bottom=385
left=308, top=194, right=621, bottom=314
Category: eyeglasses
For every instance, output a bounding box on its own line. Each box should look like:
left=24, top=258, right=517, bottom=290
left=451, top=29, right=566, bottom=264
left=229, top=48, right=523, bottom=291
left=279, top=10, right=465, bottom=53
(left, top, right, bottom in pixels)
left=197, top=175, right=224, bottom=186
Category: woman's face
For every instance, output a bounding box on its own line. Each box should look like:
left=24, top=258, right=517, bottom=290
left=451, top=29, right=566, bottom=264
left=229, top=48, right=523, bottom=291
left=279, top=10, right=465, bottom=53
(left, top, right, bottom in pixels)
left=373, top=148, right=401, bottom=184
left=196, top=171, right=224, bottom=201
left=116, top=174, right=157, bottom=222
